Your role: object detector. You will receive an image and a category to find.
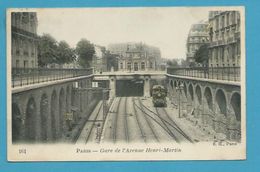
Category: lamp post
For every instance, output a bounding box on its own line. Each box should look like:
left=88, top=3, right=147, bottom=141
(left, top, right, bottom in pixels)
left=176, top=83, right=184, bottom=118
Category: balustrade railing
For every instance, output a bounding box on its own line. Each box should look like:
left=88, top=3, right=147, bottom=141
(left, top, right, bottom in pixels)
left=167, top=66, right=240, bottom=82
left=12, top=67, right=93, bottom=88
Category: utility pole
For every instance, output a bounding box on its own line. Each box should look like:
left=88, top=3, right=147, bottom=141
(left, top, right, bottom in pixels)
left=77, top=86, right=110, bottom=141
left=176, top=83, right=184, bottom=118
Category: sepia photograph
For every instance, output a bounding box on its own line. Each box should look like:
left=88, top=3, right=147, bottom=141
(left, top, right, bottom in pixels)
left=7, top=7, right=245, bottom=161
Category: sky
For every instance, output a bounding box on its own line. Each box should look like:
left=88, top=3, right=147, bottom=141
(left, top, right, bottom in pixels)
left=37, top=7, right=210, bottom=59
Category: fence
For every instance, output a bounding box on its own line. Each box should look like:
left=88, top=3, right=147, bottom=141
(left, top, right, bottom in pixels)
left=12, top=67, right=93, bottom=88
left=167, top=66, right=240, bottom=82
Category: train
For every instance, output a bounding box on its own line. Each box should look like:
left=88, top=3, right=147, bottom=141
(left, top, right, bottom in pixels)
left=151, top=85, right=167, bottom=107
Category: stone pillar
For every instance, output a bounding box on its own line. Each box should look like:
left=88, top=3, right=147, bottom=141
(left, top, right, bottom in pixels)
left=213, top=105, right=227, bottom=136
left=35, top=96, right=41, bottom=142
left=109, top=76, right=116, bottom=98
left=144, top=76, right=151, bottom=97
left=226, top=106, right=241, bottom=141
left=46, top=94, right=52, bottom=142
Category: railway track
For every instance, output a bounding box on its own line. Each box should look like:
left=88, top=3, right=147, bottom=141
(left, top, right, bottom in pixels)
left=124, top=97, right=129, bottom=142
left=84, top=102, right=103, bottom=144
left=112, top=97, right=122, bottom=143
left=137, top=98, right=193, bottom=143
left=134, top=98, right=176, bottom=142
left=133, top=98, right=159, bottom=142
left=155, top=107, right=179, bottom=142
left=160, top=107, right=193, bottom=143
left=132, top=97, right=147, bottom=143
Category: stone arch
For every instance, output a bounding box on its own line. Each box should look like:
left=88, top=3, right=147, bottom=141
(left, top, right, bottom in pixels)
left=188, top=84, right=194, bottom=101
left=71, top=86, right=77, bottom=108
left=183, top=82, right=187, bottom=98
left=40, top=93, right=49, bottom=142
left=66, top=85, right=71, bottom=112
left=176, top=80, right=180, bottom=87
left=50, top=90, right=58, bottom=140
left=170, top=80, right=174, bottom=90
left=59, top=87, right=65, bottom=138
left=174, top=80, right=177, bottom=88
left=12, top=103, right=22, bottom=142
left=204, top=87, right=213, bottom=111
left=215, top=89, right=227, bottom=115
left=25, top=97, right=37, bottom=142
left=195, top=85, right=202, bottom=105
left=230, top=92, right=241, bottom=121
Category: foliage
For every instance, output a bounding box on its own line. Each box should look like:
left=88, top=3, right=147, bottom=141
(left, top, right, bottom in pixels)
left=105, top=51, right=118, bottom=71
left=194, top=44, right=209, bottom=66
left=38, top=34, right=75, bottom=67
left=38, top=33, right=58, bottom=67
left=56, top=41, right=76, bottom=64
left=180, top=59, right=189, bottom=67
left=75, top=39, right=95, bottom=68
left=166, top=59, right=178, bottom=67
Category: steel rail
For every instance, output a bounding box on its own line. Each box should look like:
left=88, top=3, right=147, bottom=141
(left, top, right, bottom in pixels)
left=85, top=102, right=103, bottom=144
left=132, top=97, right=147, bottom=143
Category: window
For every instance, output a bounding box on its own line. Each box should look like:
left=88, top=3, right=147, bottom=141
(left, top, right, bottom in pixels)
left=216, top=48, right=219, bottom=60
left=237, top=42, right=241, bottom=56
left=227, top=47, right=230, bottom=59
left=127, top=62, right=131, bottom=71
left=134, top=62, right=138, bottom=71
left=31, top=60, right=34, bottom=68
left=215, top=18, right=219, bottom=30
left=16, top=60, right=19, bottom=68
left=141, top=62, right=145, bottom=70
left=222, top=15, right=225, bottom=28
left=231, top=11, right=236, bottom=24
left=150, top=62, right=153, bottom=69
left=226, top=12, right=230, bottom=26
left=120, top=63, right=123, bottom=69
left=221, top=47, right=224, bottom=60
left=23, top=60, right=28, bottom=68
left=232, top=45, right=236, bottom=60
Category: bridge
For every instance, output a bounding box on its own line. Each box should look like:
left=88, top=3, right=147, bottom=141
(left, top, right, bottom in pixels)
left=11, top=66, right=241, bottom=144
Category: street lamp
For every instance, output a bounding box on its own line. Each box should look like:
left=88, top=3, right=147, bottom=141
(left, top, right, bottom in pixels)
left=176, top=83, right=184, bottom=118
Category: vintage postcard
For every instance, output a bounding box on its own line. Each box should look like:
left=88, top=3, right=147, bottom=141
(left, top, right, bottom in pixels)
left=7, top=7, right=246, bottom=161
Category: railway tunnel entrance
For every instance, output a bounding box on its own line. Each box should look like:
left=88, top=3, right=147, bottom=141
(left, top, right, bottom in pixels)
left=116, top=79, right=144, bottom=97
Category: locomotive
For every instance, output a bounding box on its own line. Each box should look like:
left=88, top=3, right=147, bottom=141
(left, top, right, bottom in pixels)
left=151, top=85, right=167, bottom=107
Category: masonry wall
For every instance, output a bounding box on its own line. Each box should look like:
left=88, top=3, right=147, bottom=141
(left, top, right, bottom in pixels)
left=12, top=77, right=101, bottom=143
left=167, top=76, right=241, bottom=141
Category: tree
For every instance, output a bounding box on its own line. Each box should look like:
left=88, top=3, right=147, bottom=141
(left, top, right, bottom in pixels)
left=38, top=33, right=58, bottom=67
left=180, top=59, right=189, bottom=67
left=166, top=59, right=179, bottom=67
left=75, top=39, right=95, bottom=68
left=105, top=51, right=118, bottom=71
left=56, top=41, right=76, bottom=64
left=194, top=44, right=209, bottom=67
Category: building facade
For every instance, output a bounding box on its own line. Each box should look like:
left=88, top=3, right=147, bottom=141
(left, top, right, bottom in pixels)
left=208, top=11, right=241, bottom=67
left=92, top=45, right=107, bottom=73
left=11, top=12, right=38, bottom=68
left=108, top=42, right=161, bottom=72
left=186, top=22, right=209, bottom=64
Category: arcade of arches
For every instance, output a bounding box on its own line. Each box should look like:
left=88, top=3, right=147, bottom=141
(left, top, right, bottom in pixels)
left=12, top=78, right=102, bottom=143
left=168, top=78, right=241, bottom=141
